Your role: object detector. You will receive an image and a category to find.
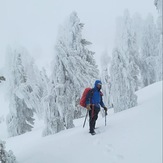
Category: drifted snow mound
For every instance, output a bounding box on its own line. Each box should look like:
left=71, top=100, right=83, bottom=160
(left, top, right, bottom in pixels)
left=3, top=81, right=163, bottom=163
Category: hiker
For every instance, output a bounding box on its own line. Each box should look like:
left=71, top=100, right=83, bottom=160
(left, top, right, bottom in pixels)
left=86, top=80, right=107, bottom=135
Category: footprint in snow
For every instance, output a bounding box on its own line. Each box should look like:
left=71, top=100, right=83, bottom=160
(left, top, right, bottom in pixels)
left=116, top=154, right=124, bottom=160
left=105, top=144, right=114, bottom=152
left=105, top=144, right=125, bottom=161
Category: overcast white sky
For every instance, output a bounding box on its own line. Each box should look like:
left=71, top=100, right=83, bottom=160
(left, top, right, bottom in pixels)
left=0, top=0, right=158, bottom=74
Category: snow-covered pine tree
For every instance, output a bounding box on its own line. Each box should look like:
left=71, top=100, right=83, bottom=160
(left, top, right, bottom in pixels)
left=25, top=60, right=48, bottom=119
left=100, top=50, right=112, bottom=111
left=46, top=11, right=99, bottom=133
left=0, top=140, right=17, bottom=163
left=131, top=14, right=145, bottom=89
left=140, top=14, right=160, bottom=86
left=110, top=10, right=138, bottom=113
left=39, top=67, right=49, bottom=113
left=42, top=81, right=64, bottom=136
left=6, top=47, right=34, bottom=137
left=123, top=10, right=140, bottom=91
left=154, top=0, right=163, bottom=81
left=110, top=48, right=137, bottom=113
left=132, top=14, right=144, bottom=48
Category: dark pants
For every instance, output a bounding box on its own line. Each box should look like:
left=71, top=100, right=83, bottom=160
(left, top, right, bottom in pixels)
left=89, top=105, right=100, bottom=133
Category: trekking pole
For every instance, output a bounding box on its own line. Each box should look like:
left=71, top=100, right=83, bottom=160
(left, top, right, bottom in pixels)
left=83, top=110, right=89, bottom=128
left=105, top=111, right=107, bottom=126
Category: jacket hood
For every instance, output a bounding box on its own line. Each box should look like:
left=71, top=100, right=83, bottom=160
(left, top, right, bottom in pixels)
left=94, top=80, right=102, bottom=88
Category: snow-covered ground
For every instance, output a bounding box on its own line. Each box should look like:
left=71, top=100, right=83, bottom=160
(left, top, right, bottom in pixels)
left=0, top=81, right=162, bottom=163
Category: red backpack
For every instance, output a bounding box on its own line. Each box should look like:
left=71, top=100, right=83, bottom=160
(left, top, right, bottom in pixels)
left=80, top=88, right=103, bottom=108
left=80, top=88, right=92, bottom=107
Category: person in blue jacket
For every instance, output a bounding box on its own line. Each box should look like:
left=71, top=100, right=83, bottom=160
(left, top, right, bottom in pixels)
left=86, top=80, right=107, bottom=135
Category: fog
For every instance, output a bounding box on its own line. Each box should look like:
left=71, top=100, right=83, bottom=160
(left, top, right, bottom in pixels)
left=0, top=0, right=157, bottom=74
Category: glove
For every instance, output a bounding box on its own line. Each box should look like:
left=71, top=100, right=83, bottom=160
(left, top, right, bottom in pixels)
left=103, top=106, right=108, bottom=111
left=104, top=107, right=108, bottom=116
left=86, top=104, right=91, bottom=111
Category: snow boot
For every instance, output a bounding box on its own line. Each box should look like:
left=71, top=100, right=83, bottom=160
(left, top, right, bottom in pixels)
left=90, top=131, right=96, bottom=135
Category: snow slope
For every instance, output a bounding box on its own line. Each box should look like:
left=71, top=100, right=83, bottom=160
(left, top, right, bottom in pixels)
left=1, top=81, right=162, bottom=163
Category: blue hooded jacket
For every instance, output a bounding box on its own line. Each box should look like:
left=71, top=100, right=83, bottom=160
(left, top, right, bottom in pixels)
left=86, top=80, right=105, bottom=109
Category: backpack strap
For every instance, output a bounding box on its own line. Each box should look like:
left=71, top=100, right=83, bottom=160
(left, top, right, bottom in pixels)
left=87, top=88, right=94, bottom=104
left=90, top=89, right=94, bottom=95
left=87, top=89, right=103, bottom=105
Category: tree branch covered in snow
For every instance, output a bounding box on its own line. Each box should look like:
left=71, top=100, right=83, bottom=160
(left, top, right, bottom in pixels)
left=0, top=140, right=17, bottom=163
